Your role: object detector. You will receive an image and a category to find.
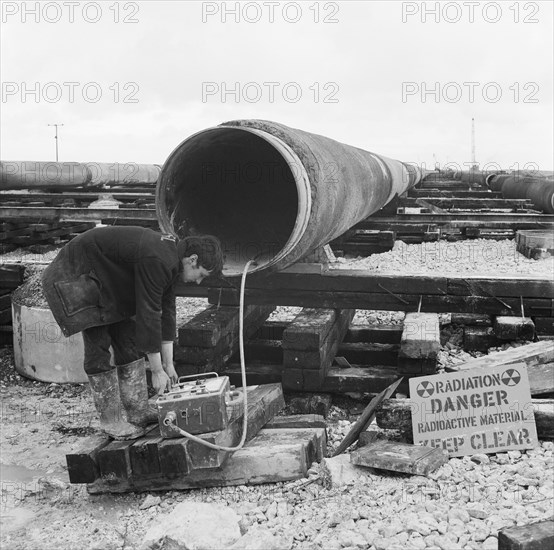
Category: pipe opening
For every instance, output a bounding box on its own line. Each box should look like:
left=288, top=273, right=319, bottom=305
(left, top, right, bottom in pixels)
left=158, top=128, right=300, bottom=276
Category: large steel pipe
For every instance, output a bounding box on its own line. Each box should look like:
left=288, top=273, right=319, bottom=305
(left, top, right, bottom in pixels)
left=493, top=173, right=554, bottom=214
left=1, top=161, right=91, bottom=190
left=156, top=120, right=423, bottom=276
left=87, top=162, right=161, bottom=185
left=0, top=161, right=160, bottom=190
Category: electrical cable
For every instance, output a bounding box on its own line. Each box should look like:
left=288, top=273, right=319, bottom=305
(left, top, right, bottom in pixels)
left=164, top=259, right=255, bottom=451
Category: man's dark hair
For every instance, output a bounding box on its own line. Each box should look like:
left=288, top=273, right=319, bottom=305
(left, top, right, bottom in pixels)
left=176, top=235, right=224, bottom=277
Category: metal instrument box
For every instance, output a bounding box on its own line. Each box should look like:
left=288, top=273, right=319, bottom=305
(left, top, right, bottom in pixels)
left=156, top=374, right=231, bottom=438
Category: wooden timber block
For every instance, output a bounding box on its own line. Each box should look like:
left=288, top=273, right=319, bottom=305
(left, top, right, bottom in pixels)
left=376, top=398, right=415, bottom=439
left=399, top=313, right=441, bottom=360
left=97, top=440, right=133, bottom=483
left=323, top=367, right=400, bottom=395
left=498, top=518, right=554, bottom=550
left=66, top=435, right=111, bottom=484
left=283, top=309, right=354, bottom=364
left=0, top=264, right=25, bottom=289
left=398, top=358, right=438, bottom=376
left=350, top=440, right=448, bottom=475
left=178, top=304, right=272, bottom=348
left=176, top=305, right=274, bottom=369
left=287, top=395, right=332, bottom=418
left=283, top=309, right=355, bottom=371
left=282, top=368, right=326, bottom=392
left=446, top=340, right=554, bottom=373
left=129, top=434, right=163, bottom=476
left=494, top=317, right=536, bottom=341
left=533, top=400, right=554, bottom=440
left=86, top=427, right=326, bottom=494
left=451, top=313, right=493, bottom=326
left=265, top=414, right=327, bottom=430
left=533, top=317, right=554, bottom=336
left=344, top=324, right=403, bottom=344
left=464, top=326, right=498, bottom=352
left=282, top=308, right=342, bottom=351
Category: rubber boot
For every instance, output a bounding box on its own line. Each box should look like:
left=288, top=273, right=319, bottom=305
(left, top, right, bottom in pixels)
left=117, top=358, right=158, bottom=427
left=88, top=370, right=145, bottom=440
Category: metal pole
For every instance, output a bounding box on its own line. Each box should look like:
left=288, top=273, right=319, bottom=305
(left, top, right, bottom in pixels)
left=48, top=123, right=64, bottom=161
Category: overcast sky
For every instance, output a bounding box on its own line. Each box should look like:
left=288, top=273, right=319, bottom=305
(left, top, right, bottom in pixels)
left=1, top=0, right=553, bottom=171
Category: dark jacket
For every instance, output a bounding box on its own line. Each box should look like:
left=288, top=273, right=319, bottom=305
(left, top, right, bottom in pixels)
left=42, top=226, right=180, bottom=354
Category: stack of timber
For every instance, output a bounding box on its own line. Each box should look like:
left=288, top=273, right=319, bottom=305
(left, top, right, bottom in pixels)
left=222, top=318, right=402, bottom=394
left=281, top=308, right=355, bottom=391
left=0, top=220, right=96, bottom=248
left=176, top=304, right=275, bottom=374
left=66, top=384, right=327, bottom=494
left=330, top=178, right=553, bottom=254
left=0, top=188, right=157, bottom=247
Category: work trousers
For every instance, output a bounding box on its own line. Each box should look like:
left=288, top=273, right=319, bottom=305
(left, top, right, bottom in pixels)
left=82, top=319, right=141, bottom=375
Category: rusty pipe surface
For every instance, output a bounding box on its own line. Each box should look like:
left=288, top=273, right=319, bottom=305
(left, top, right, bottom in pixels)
left=0, top=161, right=160, bottom=190
left=156, top=120, right=423, bottom=276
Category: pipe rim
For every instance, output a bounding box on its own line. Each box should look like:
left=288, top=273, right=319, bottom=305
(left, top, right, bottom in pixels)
left=157, top=125, right=312, bottom=276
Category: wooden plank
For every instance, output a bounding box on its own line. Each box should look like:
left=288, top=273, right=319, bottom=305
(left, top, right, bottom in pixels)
left=526, top=363, right=554, bottom=395
left=350, top=440, right=448, bottom=475
left=324, top=367, right=400, bottom=395
left=66, top=436, right=111, bottom=484
left=254, top=321, right=403, bottom=345
left=446, top=340, right=554, bottom=372
left=205, top=289, right=552, bottom=317
left=265, top=414, right=327, bottom=430
left=498, top=518, right=554, bottom=550
left=448, top=277, right=554, bottom=299
left=332, top=377, right=404, bottom=456
left=87, top=427, right=325, bottom=494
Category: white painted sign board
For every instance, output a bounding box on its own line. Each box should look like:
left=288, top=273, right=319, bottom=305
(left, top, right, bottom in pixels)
left=409, top=364, right=539, bottom=457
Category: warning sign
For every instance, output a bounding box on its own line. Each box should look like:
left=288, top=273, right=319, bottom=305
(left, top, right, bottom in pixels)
left=409, top=364, right=538, bottom=457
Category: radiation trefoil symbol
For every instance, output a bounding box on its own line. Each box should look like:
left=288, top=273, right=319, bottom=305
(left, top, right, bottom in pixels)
left=501, top=368, right=521, bottom=387
left=416, top=381, right=435, bottom=398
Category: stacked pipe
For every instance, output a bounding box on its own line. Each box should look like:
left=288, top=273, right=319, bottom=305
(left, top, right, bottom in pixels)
left=156, top=119, right=424, bottom=276
left=0, top=161, right=161, bottom=190
left=487, top=172, right=554, bottom=214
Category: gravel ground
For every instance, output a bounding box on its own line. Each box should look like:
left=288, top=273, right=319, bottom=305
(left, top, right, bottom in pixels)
left=1, top=238, right=553, bottom=549
left=332, top=239, right=554, bottom=277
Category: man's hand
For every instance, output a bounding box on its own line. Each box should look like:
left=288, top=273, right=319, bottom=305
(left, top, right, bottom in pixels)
left=163, top=363, right=178, bottom=385
left=151, top=369, right=171, bottom=395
